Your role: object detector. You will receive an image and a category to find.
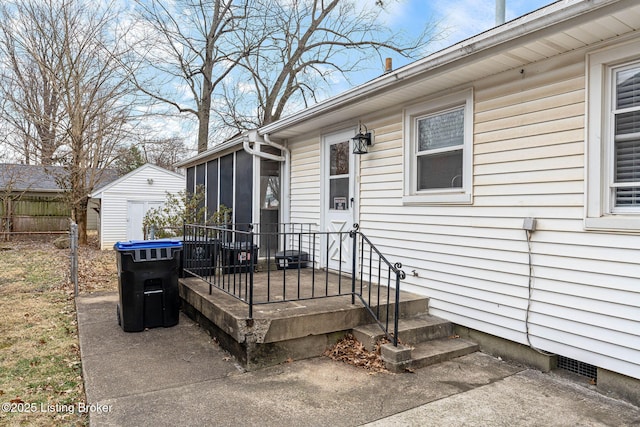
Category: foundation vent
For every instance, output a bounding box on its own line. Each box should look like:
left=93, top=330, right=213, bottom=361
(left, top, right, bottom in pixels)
left=557, top=356, right=597, bottom=382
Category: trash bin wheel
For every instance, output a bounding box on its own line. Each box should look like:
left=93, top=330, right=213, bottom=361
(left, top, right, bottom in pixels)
left=116, top=304, right=121, bottom=326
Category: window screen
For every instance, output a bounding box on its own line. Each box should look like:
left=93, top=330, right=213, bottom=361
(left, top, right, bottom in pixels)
left=416, top=107, right=464, bottom=190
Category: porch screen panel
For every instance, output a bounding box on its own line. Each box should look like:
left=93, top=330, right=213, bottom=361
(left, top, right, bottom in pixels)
left=195, top=163, right=206, bottom=212
left=235, top=150, right=253, bottom=227
left=614, top=66, right=640, bottom=207
left=206, top=159, right=218, bottom=218
left=220, top=153, right=234, bottom=218
left=186, top=167, right=195, bottom=195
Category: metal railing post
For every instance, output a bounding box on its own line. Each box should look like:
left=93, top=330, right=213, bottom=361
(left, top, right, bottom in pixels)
left=350, top=224, right=358, bottom=305
left=393, top=262, right=405, bottom=347
left=248, top=229, right=254, bottom=319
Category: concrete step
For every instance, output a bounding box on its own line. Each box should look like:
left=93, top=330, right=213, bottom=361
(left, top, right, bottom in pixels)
left=352, top=314, right=453, bottom=351
left=381, top=337, right=480, bottom=373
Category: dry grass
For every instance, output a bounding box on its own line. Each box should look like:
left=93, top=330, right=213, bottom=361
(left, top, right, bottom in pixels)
left=0, top=233, right=118, bottom=426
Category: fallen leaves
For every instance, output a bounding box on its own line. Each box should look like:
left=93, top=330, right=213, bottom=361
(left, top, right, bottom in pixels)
left=323, top=334, right=389, bottom=374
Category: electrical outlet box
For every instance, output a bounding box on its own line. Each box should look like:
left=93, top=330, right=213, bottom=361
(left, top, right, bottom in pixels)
left=523, top=217, right=537, bottom=232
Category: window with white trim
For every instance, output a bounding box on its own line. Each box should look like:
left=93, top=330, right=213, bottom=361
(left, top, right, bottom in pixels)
left=403, top=89, right=473, bottom=205
left=587, top=41, right=640, bottom=231
left=611, top=63, right=640, bottom=211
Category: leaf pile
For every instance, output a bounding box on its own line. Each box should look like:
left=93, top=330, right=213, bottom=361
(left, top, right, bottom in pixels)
left=323, top=334, right=389, bottom=373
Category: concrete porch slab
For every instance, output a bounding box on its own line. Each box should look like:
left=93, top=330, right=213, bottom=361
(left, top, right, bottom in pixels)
left=178, top=269, right=429, bottom=370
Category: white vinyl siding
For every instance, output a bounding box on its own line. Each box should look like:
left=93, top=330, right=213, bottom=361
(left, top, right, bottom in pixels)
left=354, top=51, right=640, bottom=380
left=289, top=136, right=321, bottom=227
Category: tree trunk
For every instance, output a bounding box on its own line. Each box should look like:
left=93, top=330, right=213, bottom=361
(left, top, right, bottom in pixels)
left=74, top=198, right=88, bottom=246
left=197, top=106, right=210, bottom=153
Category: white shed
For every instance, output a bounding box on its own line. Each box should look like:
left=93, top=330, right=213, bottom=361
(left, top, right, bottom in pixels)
left=90, top=164, right=185, bottom=250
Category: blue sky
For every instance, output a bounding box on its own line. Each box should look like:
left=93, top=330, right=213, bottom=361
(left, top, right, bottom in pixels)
left=352, top=0, right=555, bottom=84
left=318, top=0, right=557, bottom=99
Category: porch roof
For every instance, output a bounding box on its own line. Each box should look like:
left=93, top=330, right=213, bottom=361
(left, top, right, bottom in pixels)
left=259, top=0, right=640, bottom=141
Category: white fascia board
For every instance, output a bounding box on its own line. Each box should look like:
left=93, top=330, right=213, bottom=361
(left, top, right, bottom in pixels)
left=174, top=134, right=247, bottom=168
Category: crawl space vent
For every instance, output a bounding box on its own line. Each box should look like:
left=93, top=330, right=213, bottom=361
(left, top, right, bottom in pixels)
left=557, top=355, right=597, bottom=382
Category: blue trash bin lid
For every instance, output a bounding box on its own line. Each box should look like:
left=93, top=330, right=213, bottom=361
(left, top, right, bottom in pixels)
left=114, top=239, right=183, bottom=251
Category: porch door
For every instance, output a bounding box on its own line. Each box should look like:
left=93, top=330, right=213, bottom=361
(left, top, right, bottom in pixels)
left=323, top=130, right=356, bottom=273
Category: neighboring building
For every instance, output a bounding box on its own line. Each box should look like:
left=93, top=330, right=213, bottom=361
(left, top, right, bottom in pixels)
left=0, top=163, right=116, bottom=233
left=90, top=164, right=185, bottom=249
left=178, top=0, right=640, bottom=397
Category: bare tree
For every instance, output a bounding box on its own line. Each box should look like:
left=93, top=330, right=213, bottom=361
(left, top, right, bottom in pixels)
left=0, top=0, right=141, bottom=244
left=0, top=1, right=64, bottom=164
left=130, top=0, right=264, bottom=153
left=219, top=0, right=440, bottom=129
left=140, top=137, right=191, bottom=172
left=113, top=137, right=191, bottom=175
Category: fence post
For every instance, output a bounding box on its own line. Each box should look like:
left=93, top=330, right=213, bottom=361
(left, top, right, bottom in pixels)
left=70, top=222, right=79, bottom=296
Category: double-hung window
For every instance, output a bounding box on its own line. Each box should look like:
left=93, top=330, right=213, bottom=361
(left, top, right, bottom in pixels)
left=403, top=89, right=473, bottom=204
left=611, top=64, right=640, bottom=211
left=587, top=41, right=640, bottom=230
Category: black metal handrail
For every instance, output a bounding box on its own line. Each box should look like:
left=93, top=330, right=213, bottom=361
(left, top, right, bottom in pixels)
left=350, top=224, right=406, bottom=346
left=181, top=222, right=405, bottom=345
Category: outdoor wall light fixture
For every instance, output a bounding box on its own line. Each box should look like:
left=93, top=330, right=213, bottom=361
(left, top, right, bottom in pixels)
left=147, top=178, right=154, bottom=185
left=352, top=122, right=372, bottom=155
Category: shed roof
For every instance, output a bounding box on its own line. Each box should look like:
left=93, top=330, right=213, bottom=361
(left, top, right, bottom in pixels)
left=90, top=163, right=184, bottom=198
left=0, top=163, right=119, bottom=193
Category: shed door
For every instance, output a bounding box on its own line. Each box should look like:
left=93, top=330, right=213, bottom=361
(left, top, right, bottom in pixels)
left=322, top=130, right=356, bottom=273
left=127, top=201, right=162, bottom=240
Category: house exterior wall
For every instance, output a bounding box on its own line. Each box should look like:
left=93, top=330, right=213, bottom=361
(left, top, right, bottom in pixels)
left=98, top=167, right=184, bottom=250
left=285, top=48, right=640, bottom=380
left=289, top=135, right=322, bottom=228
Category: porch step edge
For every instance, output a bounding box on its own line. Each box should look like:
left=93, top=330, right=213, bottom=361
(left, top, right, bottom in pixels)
left=352, top=314, right=453, bottom=351
left=382, top=337, right=479, bottom=373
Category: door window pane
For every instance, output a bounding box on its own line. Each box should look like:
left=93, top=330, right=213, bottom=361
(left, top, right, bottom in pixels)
left=330, top=141, right=349, bottom=176
left=330, top=177, right=349, bottom=210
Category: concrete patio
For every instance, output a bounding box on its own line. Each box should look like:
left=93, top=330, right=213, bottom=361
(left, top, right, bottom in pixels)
left=77, top=292, right=640, bottom=426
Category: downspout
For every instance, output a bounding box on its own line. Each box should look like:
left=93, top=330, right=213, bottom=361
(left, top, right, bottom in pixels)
left=242, top=131, right=291, bottom=225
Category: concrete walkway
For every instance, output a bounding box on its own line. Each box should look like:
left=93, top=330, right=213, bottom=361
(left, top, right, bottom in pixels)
left=77, top=292, right=640, bottom=427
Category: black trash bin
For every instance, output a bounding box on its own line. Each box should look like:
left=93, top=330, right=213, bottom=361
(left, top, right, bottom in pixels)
left=221, top=241, right=258, bottom=274
left=114, top=239, right=183, bottom=332
left=180, top=237, right=221, bottom=278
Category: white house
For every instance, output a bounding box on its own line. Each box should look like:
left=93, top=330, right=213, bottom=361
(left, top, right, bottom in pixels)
left=90, top=164, right=185, bottom=249
left=179, top=0, right=640, bottom=402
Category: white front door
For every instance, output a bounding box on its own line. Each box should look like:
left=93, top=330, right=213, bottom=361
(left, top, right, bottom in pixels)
left=127, top=201, right=162, bottom=240
left=322, top=129, right=356, bottom=273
